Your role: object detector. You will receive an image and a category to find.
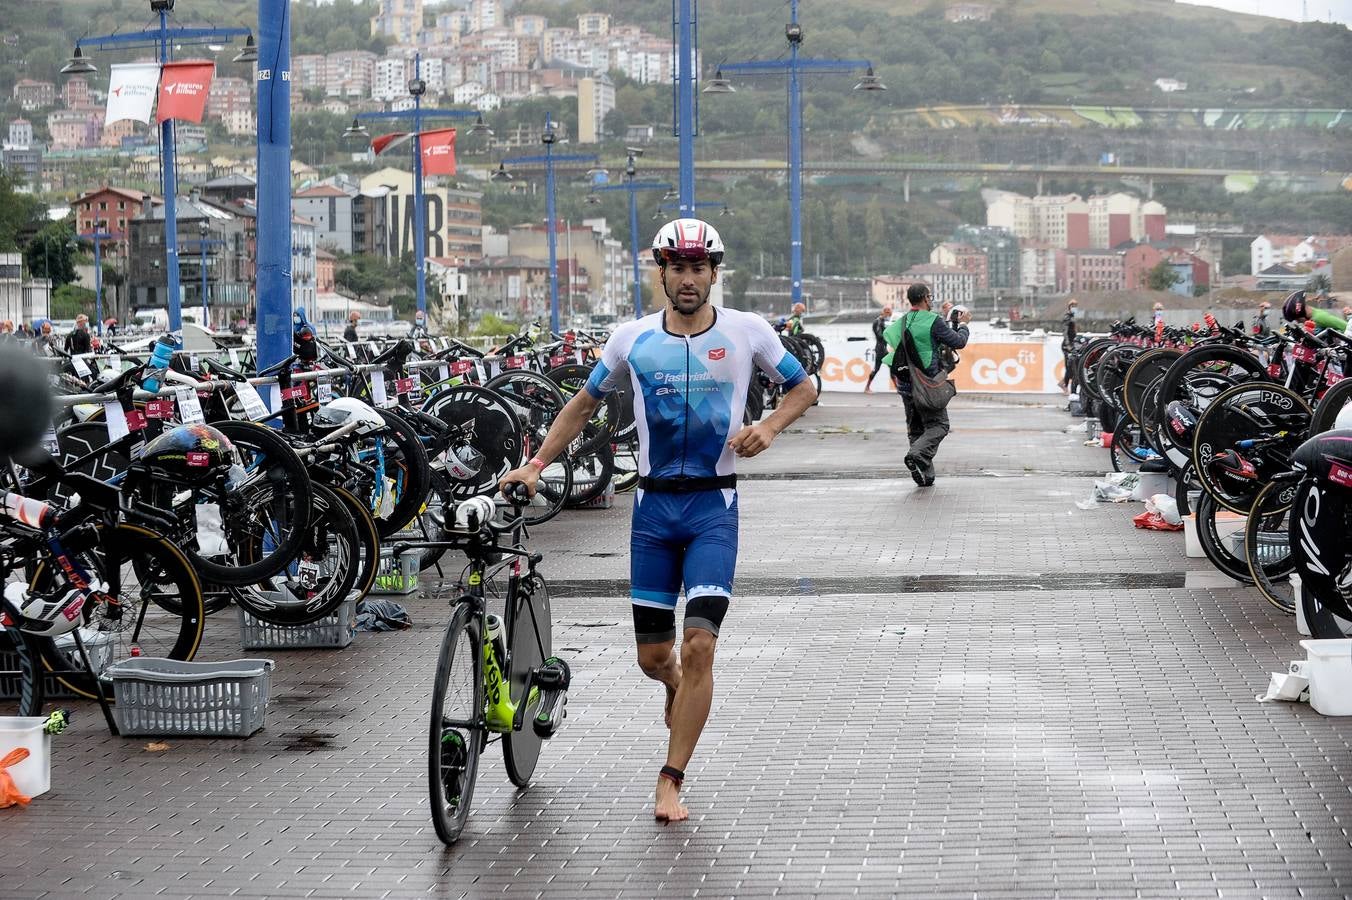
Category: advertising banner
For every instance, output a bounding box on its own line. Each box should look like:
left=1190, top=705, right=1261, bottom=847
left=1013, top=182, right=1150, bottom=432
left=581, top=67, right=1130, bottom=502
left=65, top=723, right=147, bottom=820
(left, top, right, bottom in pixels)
left=156, top=61, right=214, bottom=123
left=105, top=63, right=160, bottom=125
left=419, top=128, right=457, bottom=176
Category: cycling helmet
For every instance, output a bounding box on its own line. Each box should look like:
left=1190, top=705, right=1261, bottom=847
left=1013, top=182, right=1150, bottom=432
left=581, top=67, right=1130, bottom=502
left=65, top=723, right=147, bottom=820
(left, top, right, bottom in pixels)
left=139, top=424, right=240, bottom=485
left=1282, top=290, right=1307, bottom=322
left=651, top=218, right=724, bottom=267
left=1207, top=448, right=1258, bottom=494
left=3, top=582, right=89, bottom=638
left=294, top=323, right=319, bottom=362
left=0, top=345, right=55, bottom=456
left=1164, top=400, right=1197, bottom=441
left=311, top=396, right=386, bottom=436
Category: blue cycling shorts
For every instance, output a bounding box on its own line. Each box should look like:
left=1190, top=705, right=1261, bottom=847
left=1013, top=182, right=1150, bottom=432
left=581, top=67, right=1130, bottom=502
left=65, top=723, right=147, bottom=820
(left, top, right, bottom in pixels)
left=630, top=488, right=738, bottom=610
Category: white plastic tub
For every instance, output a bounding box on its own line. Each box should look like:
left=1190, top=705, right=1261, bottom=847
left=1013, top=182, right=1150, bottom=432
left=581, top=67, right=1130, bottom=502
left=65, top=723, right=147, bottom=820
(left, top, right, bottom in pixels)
left=0, top=716, right=51, bottom=799
left=1299, top=639, right=1352, bottom=716
left=1183, top=514, right=1202, bottom=558
left=1131, top=471, right=1172, bottom=501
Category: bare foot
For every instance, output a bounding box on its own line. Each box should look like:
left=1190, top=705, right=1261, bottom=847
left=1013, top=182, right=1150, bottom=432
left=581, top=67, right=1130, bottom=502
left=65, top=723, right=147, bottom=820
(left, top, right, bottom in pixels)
left=654, top=776, right=688, bottom=823
left=664, top=684, right=677, bottom=728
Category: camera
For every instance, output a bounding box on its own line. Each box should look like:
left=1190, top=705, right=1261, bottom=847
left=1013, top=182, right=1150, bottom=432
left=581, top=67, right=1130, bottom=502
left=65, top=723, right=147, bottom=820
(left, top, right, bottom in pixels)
left=949, top=304, right=968, bottom=327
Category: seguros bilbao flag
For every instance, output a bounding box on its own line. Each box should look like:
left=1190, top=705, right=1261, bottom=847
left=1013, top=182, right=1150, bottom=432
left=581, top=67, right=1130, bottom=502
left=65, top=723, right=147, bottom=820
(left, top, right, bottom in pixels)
left=156, top=61, right=215, bottom=124
left=419, top=128, right=457, bottom=176
left=105, top=63, right=160, bottom=125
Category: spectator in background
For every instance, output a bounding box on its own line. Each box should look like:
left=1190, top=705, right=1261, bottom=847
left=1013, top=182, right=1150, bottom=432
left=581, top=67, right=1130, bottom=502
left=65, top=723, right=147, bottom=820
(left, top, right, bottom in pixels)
left=1254, top=300, right=1271, bottom=337
left=1152, top=301, right=1165, bottom=328
left=104, top=318, right=118, bottom=338
left=0, top=320, right=13, bottom=343
left=1342, top=304, right=1352, bottom=337
left=32, top=322, right=58, bottom=355
left=343, top=311, right=361, bottom=343
left=64, top=314, right=92, bottom=355
left=409, top=309, right=429, bottom=339
left=1060, top=297, right=1079, bottom=394
left=784, top=302, right=806, bottom=336
left=865, top=305, right=893, bottom=394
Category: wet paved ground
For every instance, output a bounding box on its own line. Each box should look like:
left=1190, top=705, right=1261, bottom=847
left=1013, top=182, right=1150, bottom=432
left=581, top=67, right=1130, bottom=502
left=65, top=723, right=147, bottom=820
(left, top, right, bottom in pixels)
left=3, top=393, right=1350, bottom=899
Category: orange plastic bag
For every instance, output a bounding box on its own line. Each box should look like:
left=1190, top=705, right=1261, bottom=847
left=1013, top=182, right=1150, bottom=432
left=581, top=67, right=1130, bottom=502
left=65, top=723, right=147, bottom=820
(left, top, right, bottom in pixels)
left=0, top=747, right=32, bottom=808
left=1133, top=510, right=1183, bottom=532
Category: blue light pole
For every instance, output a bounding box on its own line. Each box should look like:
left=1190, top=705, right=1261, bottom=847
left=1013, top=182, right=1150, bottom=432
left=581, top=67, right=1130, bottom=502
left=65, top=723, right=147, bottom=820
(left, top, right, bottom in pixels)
left=497, top=115, right=597, bottom=334
left=343, top=54, right=488, bottom=317
left=705, top=0, right=884, bottom=306
left=587, top=151, right=670, bottom=319
left=61, top=2, right=254, bottom=337
left=674, top=0, right=698, bottom=215
left=77, top=220, right=118, bottom=336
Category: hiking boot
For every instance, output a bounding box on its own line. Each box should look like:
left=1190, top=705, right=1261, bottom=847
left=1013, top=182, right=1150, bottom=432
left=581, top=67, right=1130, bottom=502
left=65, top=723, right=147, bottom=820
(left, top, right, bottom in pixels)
left=903, top=454, right=925, bottom=486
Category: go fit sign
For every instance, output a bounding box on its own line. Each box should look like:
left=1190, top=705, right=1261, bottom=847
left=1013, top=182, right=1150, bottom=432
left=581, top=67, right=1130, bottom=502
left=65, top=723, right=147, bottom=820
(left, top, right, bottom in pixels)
left=815, top=332, right=1053, bottom=393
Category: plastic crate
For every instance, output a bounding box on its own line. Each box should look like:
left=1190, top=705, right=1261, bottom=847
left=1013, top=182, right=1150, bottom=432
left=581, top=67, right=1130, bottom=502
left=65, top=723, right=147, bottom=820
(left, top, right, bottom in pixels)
left=0, top=629, right=115, bottom=700
left=105, top=657, right=274, bottom=738
left=371, top=550, right=418, bottom=596
left=239, top=596, right=356, bottom=650
left=573, top=480, right=616, bottom=510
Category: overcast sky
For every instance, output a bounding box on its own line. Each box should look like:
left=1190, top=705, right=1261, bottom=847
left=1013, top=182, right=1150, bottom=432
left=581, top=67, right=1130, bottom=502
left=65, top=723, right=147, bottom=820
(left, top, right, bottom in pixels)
left=1178, top=0, right=1352, bottom=25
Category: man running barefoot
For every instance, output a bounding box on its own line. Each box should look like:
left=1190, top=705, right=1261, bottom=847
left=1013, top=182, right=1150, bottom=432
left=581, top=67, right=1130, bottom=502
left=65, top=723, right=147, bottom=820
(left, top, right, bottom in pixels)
left=501, top=219, right=816, bottom=823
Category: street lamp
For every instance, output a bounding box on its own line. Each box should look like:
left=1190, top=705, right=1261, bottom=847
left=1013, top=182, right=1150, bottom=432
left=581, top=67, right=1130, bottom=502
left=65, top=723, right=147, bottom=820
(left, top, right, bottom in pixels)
left=180, top=219, right=222, bottom=329
left=496, top=114, right=598, bottom=333
left=60, top=1, right=254, bottom=335
left=588, top=148, right=671, bottom=319
left=706, top=0, right=884, bottom=305
left=348, top=53, right=485, bottom=317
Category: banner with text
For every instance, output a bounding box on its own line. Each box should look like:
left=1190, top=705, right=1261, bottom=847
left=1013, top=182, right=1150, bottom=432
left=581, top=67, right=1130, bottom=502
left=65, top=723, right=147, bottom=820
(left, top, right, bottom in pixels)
left=105, top=63, right=160, bottom=125
left=156, top=61, right=214, bottom=124
left=419, top=128, right=457, bottom=176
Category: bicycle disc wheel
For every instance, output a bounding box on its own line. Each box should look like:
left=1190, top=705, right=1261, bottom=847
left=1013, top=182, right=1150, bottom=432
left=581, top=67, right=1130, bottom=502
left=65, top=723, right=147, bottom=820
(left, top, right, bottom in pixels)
left=503, top=573, right=552, bottom=788
left=230, top=482, right=360, bottom=626
left=429, top=602, right=485, bottom=845
left=194, top=419, right=314, bottom=587
left=1311, top=378, right=1352, bottom=435
left=424, top=383, right=524, bottom=501
left=35, top=522, right=206, bottom=699
left=1191, top=382, right=1311, bottom=514
left=1245, top=480, right=1299, bottom=614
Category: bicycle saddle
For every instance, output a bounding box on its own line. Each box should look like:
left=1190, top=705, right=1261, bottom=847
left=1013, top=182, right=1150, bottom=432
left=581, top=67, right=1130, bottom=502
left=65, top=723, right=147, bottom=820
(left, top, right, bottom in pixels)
left=203, top=357, right=249, bottom=381
left=373, top=339, right=414, bottom=366
left=1293, top=429, right=1352, bottom=479
left=90, top=364, right=143, bottom=394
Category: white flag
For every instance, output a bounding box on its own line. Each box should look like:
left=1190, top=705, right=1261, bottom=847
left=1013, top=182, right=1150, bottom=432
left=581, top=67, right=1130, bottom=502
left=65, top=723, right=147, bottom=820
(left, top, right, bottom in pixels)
left=105, top=63, right=160, bottom=125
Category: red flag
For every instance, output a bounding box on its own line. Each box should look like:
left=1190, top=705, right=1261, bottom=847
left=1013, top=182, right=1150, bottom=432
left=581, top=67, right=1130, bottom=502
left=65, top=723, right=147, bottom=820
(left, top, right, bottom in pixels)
left=371, top=131, right=414, bottom=156
left=156, top=60, right=214, bottom=123
left=419, top=128, right=457, bottom=176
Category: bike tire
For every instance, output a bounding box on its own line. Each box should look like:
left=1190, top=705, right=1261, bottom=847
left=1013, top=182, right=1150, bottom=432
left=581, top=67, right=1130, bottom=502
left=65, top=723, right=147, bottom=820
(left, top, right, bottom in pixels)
left=1191, top=382, right=1311, bottom=514
left=548, top=363, right=618, bottom=457
left=1194, top=492, right=1254, bottom=584
left=565, top=442, right=615, bottom=507
left=424, top=383, right=524, bottom=502
left=229, top=482, right=361, bottom=626
left=503, top=573, right=553, bottom=788
left=1289, top=479, right=1352, bottom=629
left=0, top=628, right=47, bottom=717
left=194, top=419, right=314, bottom=587
left=1155, top=344, right=1267, bottom=423
left=331, top=484, right=381, bottom=605
left=429, top=602, right=485, bottom=845
left=1311, top=378, right=1352, bottom=435
left=365, top=408, right=433, bottom=539
left=35, top=522, right=206, bottom=699
left=1123, top=348, right=1181, bottom=427
left=1244, top=479, right=1298, bottom=614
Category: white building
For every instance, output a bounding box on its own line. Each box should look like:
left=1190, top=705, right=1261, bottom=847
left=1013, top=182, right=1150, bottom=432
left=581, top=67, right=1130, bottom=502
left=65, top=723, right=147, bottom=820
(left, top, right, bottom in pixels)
left=577, top=13, right=611, bottom=36
left=372, top=57, right=408, bottom=102
left=453, top=81, right=486, bottom=105
left=577, top=74, right=614, bottom=144
left=370, top=0, right=423, bottom=45
left=468, top=0, right=504, bottom=32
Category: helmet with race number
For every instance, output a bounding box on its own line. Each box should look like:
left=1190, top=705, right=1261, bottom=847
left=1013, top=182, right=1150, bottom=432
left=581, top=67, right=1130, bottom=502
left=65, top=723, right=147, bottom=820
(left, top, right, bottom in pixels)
left=139, top=423, right=239, bottom=486
left=651, top=218, right=724, bottom=267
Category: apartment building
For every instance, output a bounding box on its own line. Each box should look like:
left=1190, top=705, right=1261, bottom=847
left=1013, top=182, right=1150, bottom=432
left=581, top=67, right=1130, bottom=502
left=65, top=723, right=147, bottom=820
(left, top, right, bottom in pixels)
left=577, top=74, right=614, bottom=144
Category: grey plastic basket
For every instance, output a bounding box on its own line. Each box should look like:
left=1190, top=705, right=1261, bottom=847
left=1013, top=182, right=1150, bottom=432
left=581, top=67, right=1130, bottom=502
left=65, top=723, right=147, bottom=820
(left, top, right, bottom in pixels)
left=371, top=549, right=418, bottom=596
left=1227, top=530, right=1290, bottom=566
left=106, top=657, right=274, bottom=738
left=0, top=629, right=115, bottom=700
left=239, top=595, right=355, bottom=650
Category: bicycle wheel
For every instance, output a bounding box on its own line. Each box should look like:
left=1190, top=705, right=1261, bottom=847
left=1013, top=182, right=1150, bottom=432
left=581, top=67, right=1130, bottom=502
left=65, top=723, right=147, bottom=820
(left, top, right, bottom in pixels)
left=425, top=383, right=524, bottom=501
left=35, top=522, right=206, bottom=699
left=1123, top=348, right=1181, bottom=426
left=565, top=442, right=615, bottom=507
left=194, top=419, right=313, bottom=587
left=331, top=484, right=381, bottom=604
left=1192, top=382, right=1311, bottom=514
left=1245, top=479, right=1299, bottom=614
left=0, top=627, right=46, bottom=717
left=548, top=363, right=618, bottom=457
left=611, top=439, right=639, bottom=493
left=360, top=409, right=432, bottom=539
left=486, top=370, right=566, bottom=454
left=503, top=573, right=552, bottom=788
left=429, top=602, right=485, bottom=845
left=1289, top=479, right=1352, bottom=634
left=1156, top=344, right=1267, bottom=420
left=229, top=482, right=360, bottom=626
left=1194, top=492, right=1254, bottom=584
left=1311, top=378, right=1352, bottom=435
left=1109, top=420, right=1157, bottom=473
left=1174, top=462, right=1202, bottom=519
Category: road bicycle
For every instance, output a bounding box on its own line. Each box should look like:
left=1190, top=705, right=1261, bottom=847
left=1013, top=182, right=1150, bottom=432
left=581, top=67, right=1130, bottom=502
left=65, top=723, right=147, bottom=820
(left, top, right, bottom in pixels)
left=393, top=490, right=570, bottom=845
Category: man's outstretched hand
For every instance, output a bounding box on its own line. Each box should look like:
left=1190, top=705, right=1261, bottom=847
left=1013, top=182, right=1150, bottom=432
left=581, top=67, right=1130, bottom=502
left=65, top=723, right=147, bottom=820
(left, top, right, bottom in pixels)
left=727, top=423, right=778, bottom=458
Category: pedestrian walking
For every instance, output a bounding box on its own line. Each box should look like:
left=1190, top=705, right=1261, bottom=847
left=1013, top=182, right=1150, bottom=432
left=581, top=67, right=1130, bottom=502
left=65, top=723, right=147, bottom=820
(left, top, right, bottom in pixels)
left=883, top=282, right=970, bottom=486
left=865, top=305, right=893, bottom=394
left=64, top=314, right=92, bottom=355
left=500, top=218, right=816, bottom=823
left=1254, top=300, right=1271, bottom=337
left=343, top=311, right=361, bottom=343
left=1059, top=297, right=1078, bottom=393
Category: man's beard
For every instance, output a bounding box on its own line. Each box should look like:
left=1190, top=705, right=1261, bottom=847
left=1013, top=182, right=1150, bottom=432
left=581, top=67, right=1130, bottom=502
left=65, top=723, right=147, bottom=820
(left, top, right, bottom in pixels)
left=665, top=280, right=709, bottom=316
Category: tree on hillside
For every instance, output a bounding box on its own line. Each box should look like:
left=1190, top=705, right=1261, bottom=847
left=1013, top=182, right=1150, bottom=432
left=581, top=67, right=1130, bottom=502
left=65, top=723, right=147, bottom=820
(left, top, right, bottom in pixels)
left=0, top=170, right=45, bottom=251
left=1145, top=261, right=1182, bottom=292
left=23, top=220, right=79, bottom=286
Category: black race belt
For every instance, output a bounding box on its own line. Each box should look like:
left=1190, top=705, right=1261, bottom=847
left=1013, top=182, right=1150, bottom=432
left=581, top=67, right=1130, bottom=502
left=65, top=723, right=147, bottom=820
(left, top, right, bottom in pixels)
left=637, top=475, right=737, bottom=493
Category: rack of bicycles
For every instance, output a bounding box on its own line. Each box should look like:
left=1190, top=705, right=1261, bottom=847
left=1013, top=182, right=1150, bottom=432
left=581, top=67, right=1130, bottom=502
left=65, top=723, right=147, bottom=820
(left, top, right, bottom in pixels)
left=0, top=318, right=825, bottom=724
left=1063, top=292, right=1352, bottom=640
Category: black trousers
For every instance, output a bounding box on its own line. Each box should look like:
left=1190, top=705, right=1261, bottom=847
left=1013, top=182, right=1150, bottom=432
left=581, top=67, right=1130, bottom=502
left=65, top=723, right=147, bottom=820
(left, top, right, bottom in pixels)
left=901, top=391, right=951, bottom=470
